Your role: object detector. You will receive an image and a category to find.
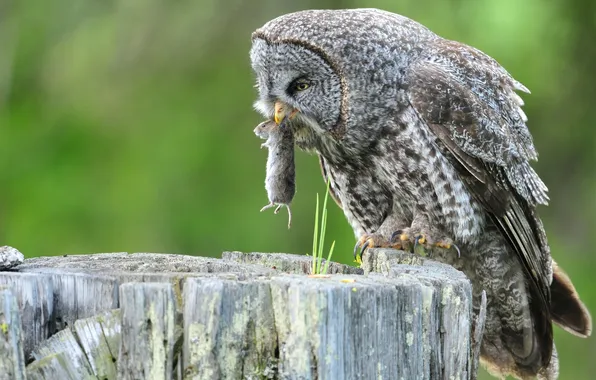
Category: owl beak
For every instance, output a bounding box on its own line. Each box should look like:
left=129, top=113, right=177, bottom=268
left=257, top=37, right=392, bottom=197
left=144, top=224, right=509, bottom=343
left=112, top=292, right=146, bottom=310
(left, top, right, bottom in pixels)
left=274, top=101, right=298, bottom=125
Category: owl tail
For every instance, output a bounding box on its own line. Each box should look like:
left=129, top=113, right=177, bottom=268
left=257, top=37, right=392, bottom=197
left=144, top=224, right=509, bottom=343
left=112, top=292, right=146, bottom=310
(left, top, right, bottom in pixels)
left=550, top=260, right=592, bottom=338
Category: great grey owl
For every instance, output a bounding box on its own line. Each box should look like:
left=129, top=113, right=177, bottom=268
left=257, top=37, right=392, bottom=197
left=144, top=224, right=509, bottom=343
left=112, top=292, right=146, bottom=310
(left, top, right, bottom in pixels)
left=250, top=9, right=591, bottom=379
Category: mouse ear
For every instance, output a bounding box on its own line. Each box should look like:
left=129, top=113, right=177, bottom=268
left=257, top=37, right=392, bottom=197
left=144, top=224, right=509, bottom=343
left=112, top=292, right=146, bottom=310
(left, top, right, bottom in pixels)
left=550, top=261, right=592, bottom=338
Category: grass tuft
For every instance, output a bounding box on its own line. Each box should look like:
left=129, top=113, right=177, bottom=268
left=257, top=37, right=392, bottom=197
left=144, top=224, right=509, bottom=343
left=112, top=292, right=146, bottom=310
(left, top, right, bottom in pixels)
left=311, top=179, right=336, bottom=275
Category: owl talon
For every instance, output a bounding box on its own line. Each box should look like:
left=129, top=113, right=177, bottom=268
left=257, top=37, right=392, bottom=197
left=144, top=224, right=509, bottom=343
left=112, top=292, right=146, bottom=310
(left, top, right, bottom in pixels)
left=434, top=240, right=460, bottom=257
left=390, top=229, right=459, bottom=257
left=389, top=230, right=412, bottom=251
left=353, top=235, right=374, bottom=263
left=390, top=230, right=403, bottom=243
left=360, top=240, right=371, bottom=261
left=452, top=243, right=461, bottom=257
left=414, top=234, right=426, bottom=252
left=436, top=241, right=451, bottom=249
left=353, top=234, right=397, bottom=263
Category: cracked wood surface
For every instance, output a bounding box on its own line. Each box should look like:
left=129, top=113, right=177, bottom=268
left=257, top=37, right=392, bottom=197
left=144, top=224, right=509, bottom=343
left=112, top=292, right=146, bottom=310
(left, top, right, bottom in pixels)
left=0, top=250, right=482, bottom=379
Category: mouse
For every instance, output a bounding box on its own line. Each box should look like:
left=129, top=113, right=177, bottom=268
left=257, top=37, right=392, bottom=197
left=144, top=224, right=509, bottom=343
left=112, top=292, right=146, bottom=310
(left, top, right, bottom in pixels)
left=253, top=119, right=296, bottom=228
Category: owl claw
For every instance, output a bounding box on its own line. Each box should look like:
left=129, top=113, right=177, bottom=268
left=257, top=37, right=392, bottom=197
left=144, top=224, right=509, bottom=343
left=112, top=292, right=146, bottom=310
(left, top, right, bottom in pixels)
left=360, top=240, right=371, bottom=261
left=353, top=235, right=374, bottom=264
left=434, top=240, right=460, bottom=257
left=354, top=234, right=399, bottom=264
left=390, top=229, right=460, bottom=257
left=414, top=234, right=426, bottom=252
left=390, top=230, right=404, bottom=243
left=453, top=243, right=461, bottom=257
left=355, top=232, right=411, bottom=264
left=389, top=230, right=411, bottom=251
left=435, top=241, right=450, bottom=249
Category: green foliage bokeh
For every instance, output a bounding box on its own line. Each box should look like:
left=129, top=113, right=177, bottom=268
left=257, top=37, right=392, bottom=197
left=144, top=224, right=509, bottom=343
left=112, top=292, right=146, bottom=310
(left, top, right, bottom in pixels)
left=1, top=0, right=594, bottom=378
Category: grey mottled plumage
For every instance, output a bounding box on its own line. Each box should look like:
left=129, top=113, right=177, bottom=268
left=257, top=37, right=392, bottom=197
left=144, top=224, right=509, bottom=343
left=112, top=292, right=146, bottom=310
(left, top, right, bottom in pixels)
left=250, top=9, right=591, bottom=379
left=255, top=119, right=296, bottom=228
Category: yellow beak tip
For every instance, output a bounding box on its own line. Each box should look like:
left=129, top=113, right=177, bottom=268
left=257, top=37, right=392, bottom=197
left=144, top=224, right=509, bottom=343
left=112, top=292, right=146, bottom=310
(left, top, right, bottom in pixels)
left=274, top=101, right=290, bottom=125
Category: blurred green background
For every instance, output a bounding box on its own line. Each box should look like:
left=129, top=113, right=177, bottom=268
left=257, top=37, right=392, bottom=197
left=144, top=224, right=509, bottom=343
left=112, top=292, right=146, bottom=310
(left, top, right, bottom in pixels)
left=1, top=0, right=594, bottom=378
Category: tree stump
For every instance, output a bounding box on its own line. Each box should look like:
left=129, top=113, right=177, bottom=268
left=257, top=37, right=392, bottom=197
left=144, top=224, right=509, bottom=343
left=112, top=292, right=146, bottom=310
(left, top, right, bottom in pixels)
left=0, top=249, right=484, bottom=380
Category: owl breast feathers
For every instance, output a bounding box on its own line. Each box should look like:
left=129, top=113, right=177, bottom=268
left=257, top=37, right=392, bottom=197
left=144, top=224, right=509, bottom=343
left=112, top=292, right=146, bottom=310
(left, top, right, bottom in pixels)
left=250, top=9, right=591, bottom=380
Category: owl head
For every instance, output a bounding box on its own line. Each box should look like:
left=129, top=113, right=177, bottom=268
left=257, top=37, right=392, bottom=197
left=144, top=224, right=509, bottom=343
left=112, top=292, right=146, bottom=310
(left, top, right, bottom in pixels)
left=250, top=9, right=436, bottom=152
left=251, top=37, right=343, bottom=137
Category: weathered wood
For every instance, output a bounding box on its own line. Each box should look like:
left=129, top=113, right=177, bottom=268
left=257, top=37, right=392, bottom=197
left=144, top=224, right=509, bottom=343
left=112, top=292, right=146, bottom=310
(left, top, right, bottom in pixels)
left=23, top=309, right=122, bottom=380
left=470, top=290, right=488, bottom=380
left=0, top=286, right=26, bottom=380
left=396, top=265, right=472, bottom=378
left=361, top=248, right=478, bottom=379
left=73, top=309, right=121, bottom=379
left=46, top=271, right=118, bottom=331
left=118, top=282, right=180, bottom=380
left=96, top=309, right=122, bottom=368
left=27, top=352, right=79, bottom=380
left=0, top=273, right=54, bottom=357
left=17, top=253, right=277, bottom=332
left=19, top=252, right=276, bottom=276
left=1, top=250, right=481, bottom=379
left=223, top=251, right=363, bottom=275
left=272, top=273, right=430, bottom=379
left=14, top=267, right=120, bottom=333
left=183, top=276, right=278, bottom=379
left=31, top=327, right=95, bottom=379
left=360, top=247, right=428, bottom=274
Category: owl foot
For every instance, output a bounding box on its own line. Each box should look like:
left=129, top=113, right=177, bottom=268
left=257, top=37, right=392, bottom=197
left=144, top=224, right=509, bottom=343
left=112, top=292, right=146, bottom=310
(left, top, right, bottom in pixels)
left=390, top=230, right=460, bottom=257
left=353, top=233, right=403, bottom=264
left=389, top=230, right=413, bottom=251
left=433, top=238, right=460, bottom=257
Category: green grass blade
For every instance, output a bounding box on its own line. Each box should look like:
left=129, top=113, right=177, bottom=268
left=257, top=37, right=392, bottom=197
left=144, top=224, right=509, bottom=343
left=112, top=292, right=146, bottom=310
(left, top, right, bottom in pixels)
left=311, top=193, right=320, bottom=274
left=317, top=179, right=332, bottom=274
left=317, top=207, right=327, bottom=274
left=321, top=240, right=336, bottom=275
left=311, top=179, right=335, bottom=275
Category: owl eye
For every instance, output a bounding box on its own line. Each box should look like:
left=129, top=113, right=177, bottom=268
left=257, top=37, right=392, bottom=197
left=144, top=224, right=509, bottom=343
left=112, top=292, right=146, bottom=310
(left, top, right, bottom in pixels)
left=290, top=78, right=310, bottom=93
left=295, top=82, right=309, bottom=91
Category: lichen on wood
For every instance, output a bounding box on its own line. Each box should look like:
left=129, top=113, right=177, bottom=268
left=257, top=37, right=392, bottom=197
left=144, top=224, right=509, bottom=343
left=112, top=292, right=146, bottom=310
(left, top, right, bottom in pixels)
left=0, top=286, right=26, bottom=380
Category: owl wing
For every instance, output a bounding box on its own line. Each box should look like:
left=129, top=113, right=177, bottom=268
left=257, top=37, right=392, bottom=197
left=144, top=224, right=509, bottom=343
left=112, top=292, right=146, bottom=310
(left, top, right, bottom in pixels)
left=404, top=40, right=553, bottom=363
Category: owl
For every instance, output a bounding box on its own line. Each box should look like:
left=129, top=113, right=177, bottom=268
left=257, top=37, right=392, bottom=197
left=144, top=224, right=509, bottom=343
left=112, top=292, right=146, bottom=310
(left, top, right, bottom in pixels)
left=250, top=9, right=591, bottom=380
